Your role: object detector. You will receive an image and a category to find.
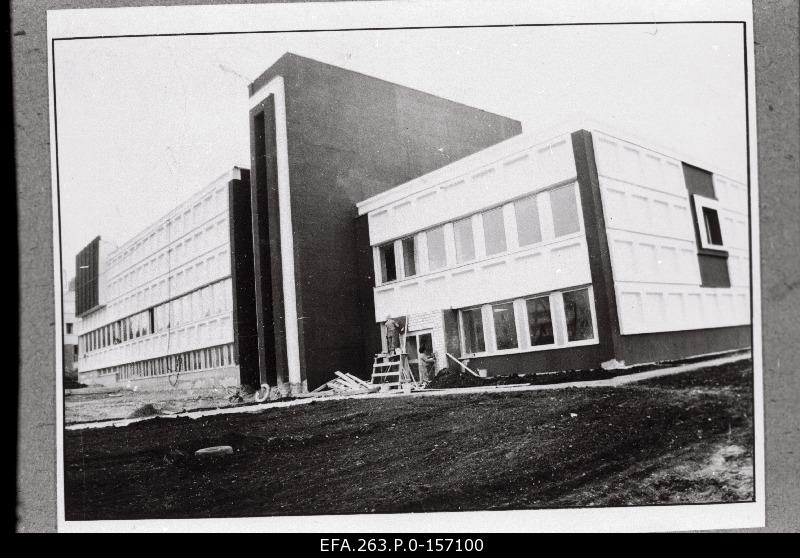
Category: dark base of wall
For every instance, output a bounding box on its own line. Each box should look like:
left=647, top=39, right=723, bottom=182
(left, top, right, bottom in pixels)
left=616, top=325, right=752, bottom=366
left=466, top=344, right=608, bottom=377
left=458, top=325, right=751, bottom=377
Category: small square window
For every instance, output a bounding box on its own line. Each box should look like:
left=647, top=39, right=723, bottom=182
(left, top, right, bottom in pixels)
left=379, top=243, right=397, bottom=283
left=693, top=195, right=726, bottom=250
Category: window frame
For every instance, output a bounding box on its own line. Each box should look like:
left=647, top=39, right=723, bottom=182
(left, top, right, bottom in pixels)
left=457, top=285, right=598, bottom=358
left=692, top=195, right=726, bottom=250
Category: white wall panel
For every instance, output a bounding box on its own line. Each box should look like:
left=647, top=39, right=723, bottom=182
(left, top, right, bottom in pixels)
left=373, top=237, right=592, bottom=321
left=593, top=131, right=751, bottom=335
left=367, top=134, right=576, bottom=246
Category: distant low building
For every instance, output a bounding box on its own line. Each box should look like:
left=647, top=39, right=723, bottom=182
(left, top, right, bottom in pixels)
left=62, top=273, right=78, bottom=379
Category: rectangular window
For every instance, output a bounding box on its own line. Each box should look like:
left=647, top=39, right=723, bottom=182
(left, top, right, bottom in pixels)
left=550, top=184, right=581, bottom=237
left=401, top=237, right=417, bottom=277
left=563, top=288, right=594, bottom=342
left=515, top=195, right=542, bottom=246
left=379, top=243, right=397, bottom=283
left=426, top=226, right=447, bottom=271
left=482, top=207, right=507, bottom=256
left=526, top=296, right=555, bottom=346
left=460, top=307, right=485, bottom=354
left=702, top=207, right=724, bottom=246
left=453, top=217, right=475, bottom=263
left=491, top=302, right=518, bottom=350
left=66, top=323, right=73, bottom=334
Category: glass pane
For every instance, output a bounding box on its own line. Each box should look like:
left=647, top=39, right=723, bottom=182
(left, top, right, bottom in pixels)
left=405, top=336, right=418, bottom=361
left=515, top=195, right=542, bottom=246
left=563, top=288, right=594, bottom=341
left=461, top=308, right=485, bottom=354
left=453, top=217, right=475, bottom=263
left=702, top=207, right=723, bottom=246
left=482, top=207, right=507, bottom=255
left=402, top=237, right=416, bottom=277
left=379, top=243, right=396, bottom=283
left=550, top=184, right=580, bottom=237
left=492, top=302, right=518, bottom=350
left=526, top=296, right=554, bottom=346
left=426, top=226, right=447, bottom=270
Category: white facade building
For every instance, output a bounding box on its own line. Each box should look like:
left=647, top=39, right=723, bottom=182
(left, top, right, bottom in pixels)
left=75, top=168, right=251, bottom=389
left=356, top=126, right=751, bottom=376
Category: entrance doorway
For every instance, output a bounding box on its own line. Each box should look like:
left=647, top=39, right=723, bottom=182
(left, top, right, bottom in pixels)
left=405, top=330, right=433, bottom=382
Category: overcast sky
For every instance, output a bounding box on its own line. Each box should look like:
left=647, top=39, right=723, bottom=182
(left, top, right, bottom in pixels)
left=54, top=23, right=746, bottom=279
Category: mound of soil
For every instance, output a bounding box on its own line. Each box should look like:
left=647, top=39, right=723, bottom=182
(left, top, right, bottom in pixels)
left=130, top=403, right=161, bottom=418
left=63, top=378, right=87, bottom=390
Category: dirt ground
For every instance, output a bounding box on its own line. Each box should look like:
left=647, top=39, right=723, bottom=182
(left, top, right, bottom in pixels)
left=64, top=386, right=253, bottom=424
left=63, top=359, right=754, bottom=520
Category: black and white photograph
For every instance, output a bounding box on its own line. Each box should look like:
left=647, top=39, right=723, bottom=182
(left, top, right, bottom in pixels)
left=46, top=0, right=766, bottom=532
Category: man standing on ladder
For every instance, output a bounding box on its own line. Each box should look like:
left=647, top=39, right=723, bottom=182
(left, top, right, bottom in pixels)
left=384, top=315, right=403, bottom=354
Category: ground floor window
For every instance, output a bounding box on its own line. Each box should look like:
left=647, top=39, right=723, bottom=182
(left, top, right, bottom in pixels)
left=460, top=307, right=485, bottom=354
left=458, top=285, right=596, bottom=357
left=563, top=287, right=594, bottom=342
left=526, top=296, right=554, bottom=346
left=491, top=302, right=518, bottom=350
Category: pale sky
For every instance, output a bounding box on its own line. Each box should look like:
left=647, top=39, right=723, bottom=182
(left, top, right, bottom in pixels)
left=54, top=23, right=747, bottom=278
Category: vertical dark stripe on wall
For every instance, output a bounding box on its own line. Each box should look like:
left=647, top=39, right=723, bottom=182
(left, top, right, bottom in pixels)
left=250, top=96, right=287, bottom=387
left=354, top=214, right=380, bottom=381
left=682, top=163, right=731, bottom=288
left=571, top=130, right=620, bottom=363
left=227, top=169, right=259, bottom=388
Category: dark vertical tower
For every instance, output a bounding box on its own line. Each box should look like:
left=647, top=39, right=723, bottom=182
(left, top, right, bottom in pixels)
left=248, top=53, right=522, bottom=392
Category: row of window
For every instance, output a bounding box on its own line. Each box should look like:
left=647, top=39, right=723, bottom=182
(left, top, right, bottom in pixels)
left=98, top=343, right=235, bottom=380
left=108, top=218, right=228, bottom=301
left=80, top=279, right=232, bottom=354
left=377, top=183, right=582, bottom=285
left=458, top=286, right=596, bottom=357
left=107, top=186, right=228, bottom=274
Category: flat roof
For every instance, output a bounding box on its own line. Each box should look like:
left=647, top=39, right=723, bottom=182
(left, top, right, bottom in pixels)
left=356, top=116, right=746, bottom=216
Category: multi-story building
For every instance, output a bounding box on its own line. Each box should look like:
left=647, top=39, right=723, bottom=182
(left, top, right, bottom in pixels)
left=246, top=53, right=522, bottom=394
left=74, top=167, right=257, bottom=389
left=356, top=127, right=751, bottom=376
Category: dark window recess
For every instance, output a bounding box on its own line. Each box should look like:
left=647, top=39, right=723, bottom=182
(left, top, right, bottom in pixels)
left=461, top=307, right=485, bottom=354
left=66, top=323, right=73, bottom=334
left=702, top=207, right=723, bottom=246
left=148, top=308, right=155, bottom=334
left=526, top=297, right=554, bottom=346
left=379, top=243, right=397, bottom=283
left=563, top=288, right=594, bottom=342
left=402, top=237, right=416, bottom=277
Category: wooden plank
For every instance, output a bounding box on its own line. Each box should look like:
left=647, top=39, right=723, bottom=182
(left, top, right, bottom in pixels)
left=446, top=352, right=481, bottom=377
left=345, top=373, right=373, bottom=388
left=334, top=371, right=364, bottom=390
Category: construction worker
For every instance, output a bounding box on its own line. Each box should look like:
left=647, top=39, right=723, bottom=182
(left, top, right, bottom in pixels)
left=418, top=347, right=436, bottom=385
left=384, top=315, right=402, bottom=354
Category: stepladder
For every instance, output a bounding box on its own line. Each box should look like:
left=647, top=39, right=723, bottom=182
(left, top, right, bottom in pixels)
left=370, top=351, right=418, bottom=390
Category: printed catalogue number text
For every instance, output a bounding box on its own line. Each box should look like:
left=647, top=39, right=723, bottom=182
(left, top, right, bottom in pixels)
left=320, top=538, right=484, bottom=552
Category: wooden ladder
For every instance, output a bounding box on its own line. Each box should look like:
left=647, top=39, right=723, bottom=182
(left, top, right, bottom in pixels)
left=371, top=352, right=417, bottom=390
